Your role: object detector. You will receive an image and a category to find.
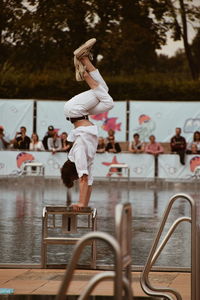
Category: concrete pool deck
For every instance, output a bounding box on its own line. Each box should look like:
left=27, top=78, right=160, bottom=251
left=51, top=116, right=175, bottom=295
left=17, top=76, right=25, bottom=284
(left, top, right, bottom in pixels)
left=0, top=269, right=190, bottom=299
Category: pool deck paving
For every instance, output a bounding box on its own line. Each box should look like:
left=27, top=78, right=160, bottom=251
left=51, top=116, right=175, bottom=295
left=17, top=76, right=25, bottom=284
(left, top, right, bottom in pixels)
left=0, top=269, right=190, bottom=299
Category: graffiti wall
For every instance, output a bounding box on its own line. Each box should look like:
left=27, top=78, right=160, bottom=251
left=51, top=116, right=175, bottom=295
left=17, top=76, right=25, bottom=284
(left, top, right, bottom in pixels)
left=1, top=99, right=200, bottom=143
left=90, top=101, right=126, bottom=141
left=1, top=150, right=200, bottom=179
left=0, top=151, right=154, bottom=178
left=129, top=101, right=200, bottom=142
left=37, top=100, right=126, bottom=141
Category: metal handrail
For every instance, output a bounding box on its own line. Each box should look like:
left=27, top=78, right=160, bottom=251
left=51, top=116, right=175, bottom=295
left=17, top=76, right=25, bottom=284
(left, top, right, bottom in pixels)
left=151, top=216, right=191, bottom=267
left=140, top=193, right=196, bottom=300
left=115, top=202, right=132, bottom=287
left=79, top=271, right=132, bottom=300
left=56, top=202, right=133, bottom=300
left=56, top=231, right=123, bottom=300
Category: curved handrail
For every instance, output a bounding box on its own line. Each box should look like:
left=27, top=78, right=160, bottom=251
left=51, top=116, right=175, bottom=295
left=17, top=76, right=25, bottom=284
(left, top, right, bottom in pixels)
left=151, top=216, right=191, bottom=266
left=79, top=271, right=132, bottom=300
left=56, top=231, right=123, bottom=300
left=140, top=193, right=196, bottom=300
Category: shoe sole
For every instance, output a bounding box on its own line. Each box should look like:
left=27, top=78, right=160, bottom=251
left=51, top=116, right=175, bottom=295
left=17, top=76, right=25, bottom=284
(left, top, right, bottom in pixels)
left=73, top=38, right=96, bottom=58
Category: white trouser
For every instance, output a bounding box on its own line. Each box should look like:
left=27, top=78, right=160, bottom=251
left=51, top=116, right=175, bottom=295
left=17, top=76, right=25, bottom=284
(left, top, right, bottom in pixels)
left=64, top=69, right=114, bottom=118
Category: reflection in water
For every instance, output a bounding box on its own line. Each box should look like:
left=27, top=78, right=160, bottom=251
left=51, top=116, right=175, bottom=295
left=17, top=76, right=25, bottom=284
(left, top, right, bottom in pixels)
left=0, top=178, right=196, bottom=268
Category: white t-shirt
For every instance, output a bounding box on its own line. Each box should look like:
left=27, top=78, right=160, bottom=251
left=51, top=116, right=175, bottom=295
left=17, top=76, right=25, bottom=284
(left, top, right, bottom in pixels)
left=67, top=125, right=98, bottom=185
left=29, top=141, right=44, bottom=151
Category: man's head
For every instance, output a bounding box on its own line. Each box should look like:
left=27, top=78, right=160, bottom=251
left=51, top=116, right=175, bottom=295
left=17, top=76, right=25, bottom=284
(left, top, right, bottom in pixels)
left=48, top=125, right=54, bottom=136
left=61, top=160, right=79, bottom=188
left=20, top=126, right=27, bottom=135
left=133, top=133, right=139, bottom=141
left=175, top=127, right=181, bottom=136
left=149, top=135, right=155, bottom=143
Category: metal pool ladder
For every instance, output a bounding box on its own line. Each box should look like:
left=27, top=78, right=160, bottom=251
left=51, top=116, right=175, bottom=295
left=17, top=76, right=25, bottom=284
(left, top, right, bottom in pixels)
left=140, top=193, right=199, bottom=300
left=56, top=202, right=133, bottom=300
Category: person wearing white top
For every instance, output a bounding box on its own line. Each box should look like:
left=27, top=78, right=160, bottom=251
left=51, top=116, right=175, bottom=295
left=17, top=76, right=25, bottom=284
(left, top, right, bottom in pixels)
left=61, top=39, right=114, bottom=210
left=29, top=133, right=44, bottom=151
left=47, top=131, right=62, bottom=154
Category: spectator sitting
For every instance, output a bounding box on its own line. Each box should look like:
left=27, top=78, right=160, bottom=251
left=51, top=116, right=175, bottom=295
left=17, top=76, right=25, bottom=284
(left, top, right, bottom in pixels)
left=96, top=136, right=106, bottom=153
left=12, top=126, right=31, bottom=150
left=106, top=128, right=115, bottom=142
left=187, top=131, right=200, bottom=152
left=186, top=144, right=200, bottom=155
left=145, top=135, right=164, bottom=155
left=61, top=132, right=72, bottom=152
left=29, top=133, right=44, bottom=151
left=42, top=125, right=55, bottom=150
left=129, top=133, right=144, bottom=153
left=0, top=126, right=10, bottom=150
left=170, top=127, right=186, bottom=165
left=106, top=135, right=121, bottom=153
left=48, top=131, right=62, bottom=154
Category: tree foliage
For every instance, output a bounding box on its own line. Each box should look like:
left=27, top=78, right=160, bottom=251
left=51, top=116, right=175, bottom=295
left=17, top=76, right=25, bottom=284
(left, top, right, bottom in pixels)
left=0, top=0, right=199, bottom=82
left=141, top=0, right=200, bottom=79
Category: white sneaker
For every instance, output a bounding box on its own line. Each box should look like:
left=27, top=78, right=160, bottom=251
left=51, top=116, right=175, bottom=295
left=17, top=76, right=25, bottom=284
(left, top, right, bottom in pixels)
left=73, top=38, right=96, bottom=59
left=74, top=56, right=86, bottom=81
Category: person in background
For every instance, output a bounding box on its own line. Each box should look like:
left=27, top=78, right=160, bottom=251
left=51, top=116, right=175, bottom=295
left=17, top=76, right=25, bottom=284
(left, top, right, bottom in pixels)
left=106, top=135, right=121, bottom=153
left=186, top=143, right=200, bottom=154
left=60, top=132, right=72, bottom=152
left=48, top=131, right=62, bottom=154
left=0, top=126, right=10, bottom=150
left=129, top=133, right=144, bottom=153
left=187, top=131, right=200, bottom=152
left=145, top=135, right=164, bottom=156
left=96, top=136, right=106, bottom=153
left=106, top=129, right=115, bottom=142
left=12, top=126, right=31, bottom=150
left=170, top=127, right=186, bottom=165
left=42, top=125, right=55, bottom=150
left=29, top=133, right=44, bottom=151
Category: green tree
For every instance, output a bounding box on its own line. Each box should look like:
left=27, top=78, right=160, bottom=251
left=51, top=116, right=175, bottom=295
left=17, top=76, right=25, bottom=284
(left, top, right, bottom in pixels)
left=191, top=28, right=200, bottom=77
left=0, top=0, right=25, bottom=64
left=143, top=0, right=200, bottom=80
left=94, top=0, right=164, bottom=75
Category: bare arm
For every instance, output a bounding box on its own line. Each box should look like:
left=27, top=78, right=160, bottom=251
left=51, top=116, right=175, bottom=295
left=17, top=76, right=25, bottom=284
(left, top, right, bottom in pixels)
left=78, top=174, right=92, bottom=207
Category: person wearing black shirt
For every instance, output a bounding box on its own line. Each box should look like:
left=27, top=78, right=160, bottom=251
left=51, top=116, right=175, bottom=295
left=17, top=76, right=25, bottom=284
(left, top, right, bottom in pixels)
left=106, top=135, right=121, bottom=153
left=42, top=125, right=55, bottom=150
left=13, top=126, right=31, bottom=150
left=170, top=127, right=186, bottom=165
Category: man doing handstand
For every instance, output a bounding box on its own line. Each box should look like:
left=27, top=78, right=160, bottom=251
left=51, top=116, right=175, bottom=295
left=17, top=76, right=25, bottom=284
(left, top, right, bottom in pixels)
left=61, top=39, right=114, bottom=209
